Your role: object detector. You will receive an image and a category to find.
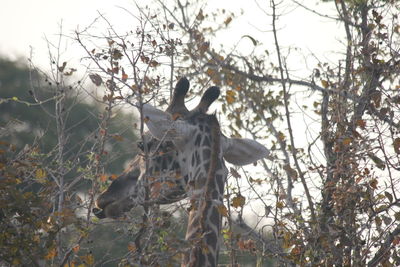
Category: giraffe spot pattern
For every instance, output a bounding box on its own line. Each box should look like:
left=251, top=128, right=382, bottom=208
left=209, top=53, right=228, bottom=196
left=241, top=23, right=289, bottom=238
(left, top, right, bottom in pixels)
left=97, top=110, right=229, bottom=267
left=195, top=133, right=202, bottom=146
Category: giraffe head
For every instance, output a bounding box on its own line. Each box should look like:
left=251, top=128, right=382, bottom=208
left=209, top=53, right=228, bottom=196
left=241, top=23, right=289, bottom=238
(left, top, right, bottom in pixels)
left=92, top=137, right=183, bottom=219
left=142, top=84, right=269, bottom=166
left=93, top=78, right=190, bottom=219
left=93, top=77, right=269, bottom=219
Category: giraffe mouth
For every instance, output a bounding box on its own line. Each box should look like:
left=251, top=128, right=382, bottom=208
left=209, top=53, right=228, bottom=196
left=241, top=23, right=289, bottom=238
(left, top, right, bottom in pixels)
left=92, top=207, right=106, bottom=219
left=92, top=198, right=110, bottom=219
left=92, top=196, right=116, bottom=219
left=92, top=196, right=134, bottom=219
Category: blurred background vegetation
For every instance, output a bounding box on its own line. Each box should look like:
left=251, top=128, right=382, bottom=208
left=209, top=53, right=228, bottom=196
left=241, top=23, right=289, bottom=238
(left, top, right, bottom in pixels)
left=0, top=57, right=141, bottom=266
left=0, top=57, right=137, bottom=173
left=0, top=57, right=269, bottom=266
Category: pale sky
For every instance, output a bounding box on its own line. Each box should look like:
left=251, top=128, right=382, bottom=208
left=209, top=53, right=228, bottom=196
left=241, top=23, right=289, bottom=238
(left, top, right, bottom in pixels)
left=0, top=0, right=343, bottom=226
left=0, top=0, right=135, bottom=63
left=0, top=0, right=341, bottom=71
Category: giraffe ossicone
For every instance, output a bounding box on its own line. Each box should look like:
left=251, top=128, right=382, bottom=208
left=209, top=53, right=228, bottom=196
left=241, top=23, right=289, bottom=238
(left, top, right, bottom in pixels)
left=93, top=77, right=269, bottom=266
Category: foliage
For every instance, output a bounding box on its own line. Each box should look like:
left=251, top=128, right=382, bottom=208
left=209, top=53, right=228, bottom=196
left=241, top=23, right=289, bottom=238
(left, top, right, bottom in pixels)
left=71, top=4, right=275, bottom=266
left=3, top=0, right=400, bottom=266
left=0, top=58, right=137, bottom=174
left=0, top=142, right=52, bottom=266
left=154, top=0, right=400, bottom=266
left=0, top=56, right=139, bottom=266
left=82, top=0, right=398, bottom=266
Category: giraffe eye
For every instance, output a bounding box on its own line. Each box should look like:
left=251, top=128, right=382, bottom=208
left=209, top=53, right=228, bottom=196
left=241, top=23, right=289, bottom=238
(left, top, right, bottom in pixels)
left=137, top=141, right=144, bottom=151
left=137, top=141, right=153, bottom=152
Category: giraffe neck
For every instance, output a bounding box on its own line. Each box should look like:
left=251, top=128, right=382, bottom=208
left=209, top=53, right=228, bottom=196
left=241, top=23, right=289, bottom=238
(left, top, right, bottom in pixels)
left=182, top=115, right=227, bottom=267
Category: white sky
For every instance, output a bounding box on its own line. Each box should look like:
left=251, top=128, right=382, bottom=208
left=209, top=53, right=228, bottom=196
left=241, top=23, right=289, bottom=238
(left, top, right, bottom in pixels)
left=0, top=0, right=342, bottom=164
left=0, top=0, right=341, bottom=176
left=0, top=0, right=133, bottom=63
left=0, top=0, right=341, bottom=69
left=0, top=0, right=344, bottom=226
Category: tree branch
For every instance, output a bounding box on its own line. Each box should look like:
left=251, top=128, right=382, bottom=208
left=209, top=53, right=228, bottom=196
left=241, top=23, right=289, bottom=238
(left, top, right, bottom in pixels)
left=367, top=223, right=400, bottom=267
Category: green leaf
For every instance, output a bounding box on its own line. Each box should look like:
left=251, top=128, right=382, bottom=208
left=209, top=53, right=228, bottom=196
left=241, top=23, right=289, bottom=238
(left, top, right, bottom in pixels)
left=384, top=191, right=393, bottom=203
left=368, top=153, right=385, bottom=170
left=35, top=168, right=47, bottom=184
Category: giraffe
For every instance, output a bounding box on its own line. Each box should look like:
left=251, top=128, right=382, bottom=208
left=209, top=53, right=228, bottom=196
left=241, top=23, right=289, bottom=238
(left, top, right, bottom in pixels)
left=93, top=78, right=191, bottom=219
left=92, top=138, right=187, bottom=219
left=93, top=77, right=269, bottom=266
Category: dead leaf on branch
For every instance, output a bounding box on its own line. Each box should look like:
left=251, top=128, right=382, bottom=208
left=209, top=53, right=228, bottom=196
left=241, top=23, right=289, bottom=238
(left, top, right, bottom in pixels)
left=150, top=60, right=159, bottom=67
left=232, top=194, right=246, bottom=208
left=393, top=138, right=400, bottom=154
left=112, top=49, right=123, bottom=60
left=370, top=90, right=382, bottom=108
left=196, top=9, right=205, bottom=21
left=206, top=68, right=215, bottom=77
left=342, top=137, right=352, bottom=146
left=321, top=80, right=329, bottom=88
left=150, top=182, right=162, bottom=198
left=291, top=246, right=302, bottom=256
left=226, top=90, right=236, bottom=104
left=217, top=204, right=228, bottom=217
left=107, top=39, right=115, bottom=46
left=81, top=254, right=94, bottom=265
left=64, top=68, right=77, bottom=76
left=283, top=164, right=298, bottom=180
left=393, top=236, right=400, bottom=246
left=369, top=178, right=378, bottom=190
left=99, top=174, right=108, bottom=182
left=58, top=61, right=67, bottom=72
left=356, top=119, right=366, bottom=129
left=44, top=247, right=57, bottom=260
left=72, top=244, right=80, bottom=253
left=89, top=73, right=102, bottom=86
left=121, top=68, right=128, bottom=82
left=237, top=239, right=256, bottom=251
left=112, top=135, right=124, bottom=142
left=199, top=42, right=209, bottom=54
left=224, top=17, right=233, bottom=26
left=276, top=201, right=285, bottom=209
left=230, top=167, right=241, bottom=178
left=375, top=216, right=382, bottom=227
left=128, top=243, right=137, bottom=252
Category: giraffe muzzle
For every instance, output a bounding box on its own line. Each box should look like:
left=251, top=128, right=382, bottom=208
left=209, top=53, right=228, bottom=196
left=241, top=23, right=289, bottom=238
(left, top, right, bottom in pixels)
left=92, top=207, right=106, bottom=219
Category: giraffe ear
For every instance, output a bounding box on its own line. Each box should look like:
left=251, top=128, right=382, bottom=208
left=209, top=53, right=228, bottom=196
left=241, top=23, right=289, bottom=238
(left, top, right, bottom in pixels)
left=141, top=104, right=195, bottom=142
left=222, top=137, right=270, bottom=166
